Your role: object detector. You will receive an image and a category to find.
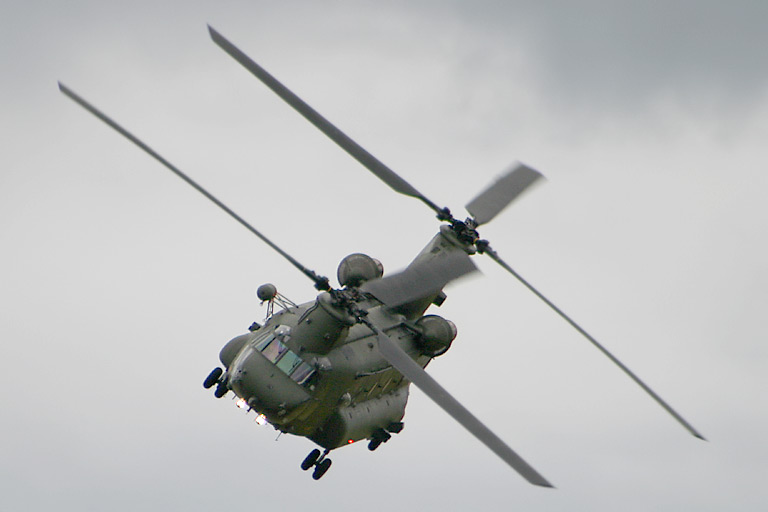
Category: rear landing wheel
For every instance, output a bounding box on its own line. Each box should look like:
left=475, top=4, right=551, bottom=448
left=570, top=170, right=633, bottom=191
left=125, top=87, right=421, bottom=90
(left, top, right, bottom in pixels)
left=368, top=428, right=392, bottom=451
left=312, top=458, right=332, bottom=480
left=301, top=449, right=321, bottom=471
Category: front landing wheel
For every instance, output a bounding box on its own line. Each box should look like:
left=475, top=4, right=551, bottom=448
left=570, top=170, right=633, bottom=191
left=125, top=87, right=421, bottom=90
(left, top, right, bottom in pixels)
left=203, top=367, right=223, bottom=389
left=213, top=382, right=228, bottom=398
left=301, top=449, right=321, bottom=471
left=312, top=458, right=332, bottom=480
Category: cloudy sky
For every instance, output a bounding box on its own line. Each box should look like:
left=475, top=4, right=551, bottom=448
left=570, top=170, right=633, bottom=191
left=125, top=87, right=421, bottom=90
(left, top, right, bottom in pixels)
left=2, top=1, right=767, bottom=510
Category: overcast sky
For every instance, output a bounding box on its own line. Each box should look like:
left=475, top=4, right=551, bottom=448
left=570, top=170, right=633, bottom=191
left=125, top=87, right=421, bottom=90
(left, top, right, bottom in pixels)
left=2, top=1, right=767, bottom=510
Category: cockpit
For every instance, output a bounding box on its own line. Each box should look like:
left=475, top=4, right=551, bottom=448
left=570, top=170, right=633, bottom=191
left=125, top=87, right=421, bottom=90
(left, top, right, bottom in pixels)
left=251, top=325, right=315, bottom=386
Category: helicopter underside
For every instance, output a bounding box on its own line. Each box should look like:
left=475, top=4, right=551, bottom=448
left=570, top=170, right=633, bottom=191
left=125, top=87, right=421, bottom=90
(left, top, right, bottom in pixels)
left=308, top=385, right=409, bottom=450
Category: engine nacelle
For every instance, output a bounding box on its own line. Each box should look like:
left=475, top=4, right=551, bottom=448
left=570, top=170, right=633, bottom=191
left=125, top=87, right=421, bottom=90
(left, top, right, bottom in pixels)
left=291, top=292, right=355, bottom=354
left=415, top=315, right=457, bottom=357
left=337, top=253, right=383, bottom=287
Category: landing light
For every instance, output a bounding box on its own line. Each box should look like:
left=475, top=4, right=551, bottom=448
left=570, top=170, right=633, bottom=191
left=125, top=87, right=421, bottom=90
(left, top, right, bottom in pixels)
left=236, top=398, right=247, bottom=409
left=255, top=414, right=268, bottom=426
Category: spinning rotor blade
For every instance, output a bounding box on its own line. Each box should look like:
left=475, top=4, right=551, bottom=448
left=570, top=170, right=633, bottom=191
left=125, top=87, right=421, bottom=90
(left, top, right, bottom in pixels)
left=58, top=82, right=331, bottom=291
left=465, top=163, right=544, bottom=226
left=208, top=26, right=445, bottom=216
left=207, top=26, right=702, bottom=440
left=370, top=325, right=553, bottom=487
left=361, top=251, right=478, bottom=308
left=482, top=245, right=706, bottom=440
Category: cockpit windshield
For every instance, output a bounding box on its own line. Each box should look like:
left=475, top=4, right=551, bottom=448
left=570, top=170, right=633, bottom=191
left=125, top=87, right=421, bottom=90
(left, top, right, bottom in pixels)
left=253, top=332, right=275, bottom=351
left=276, top=351, right=303, bottom=374
left=289, top=362, right=314, bottom=385
left=261, top=339, right=288, bottom=362
left=251, top=325, right=316, bottom=386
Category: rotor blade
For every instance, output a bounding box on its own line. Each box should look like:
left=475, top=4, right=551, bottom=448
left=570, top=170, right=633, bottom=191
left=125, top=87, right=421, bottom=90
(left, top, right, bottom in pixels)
left=58, top=82, right=331, bottom=291
left=207, top=26, right=445, bottom=216
left=371, top=325, right=553, bottom=487
left=361, top=251, right=478, bottom=308
left=465, top=163, right=544, bottom=226
left=482, top=246, right=706, bottom=440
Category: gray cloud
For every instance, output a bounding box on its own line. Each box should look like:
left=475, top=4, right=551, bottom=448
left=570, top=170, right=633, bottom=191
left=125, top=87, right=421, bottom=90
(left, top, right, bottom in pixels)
left=2, top=1, right=767, bottom=510
left=421, top=1, right=768, bottom=107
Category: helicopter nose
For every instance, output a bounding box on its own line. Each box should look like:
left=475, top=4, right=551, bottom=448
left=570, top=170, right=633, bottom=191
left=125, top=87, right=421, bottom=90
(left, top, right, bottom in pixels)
left=228, top=347, right=311, bottom=412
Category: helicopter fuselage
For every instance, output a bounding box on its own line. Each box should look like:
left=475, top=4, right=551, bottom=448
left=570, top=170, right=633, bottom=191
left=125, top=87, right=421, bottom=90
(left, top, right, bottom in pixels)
left=216, top=229, right=466, bottom=450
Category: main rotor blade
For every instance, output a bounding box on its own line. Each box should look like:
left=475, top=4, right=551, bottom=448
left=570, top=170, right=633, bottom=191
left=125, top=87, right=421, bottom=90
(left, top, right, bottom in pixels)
left=371, top=325, right=553, bottom=487
left=482, top=246, right=706, bottom=440
left=465, top=163, right=544, bottom=226
left=207, top=26, right=445, bottom=216
left=58, top=82, right=330, bottom=291
left=361, top=251, right=478, bottom=308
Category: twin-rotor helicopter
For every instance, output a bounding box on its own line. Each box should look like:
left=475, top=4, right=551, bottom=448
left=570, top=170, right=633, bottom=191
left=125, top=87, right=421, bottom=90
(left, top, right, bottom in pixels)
left=60, top=25, right=704, bottom=486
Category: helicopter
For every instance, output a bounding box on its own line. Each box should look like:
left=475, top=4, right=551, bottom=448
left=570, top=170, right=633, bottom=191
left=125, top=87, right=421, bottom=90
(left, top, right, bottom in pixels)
left=59, top=25, right=704, bottom=486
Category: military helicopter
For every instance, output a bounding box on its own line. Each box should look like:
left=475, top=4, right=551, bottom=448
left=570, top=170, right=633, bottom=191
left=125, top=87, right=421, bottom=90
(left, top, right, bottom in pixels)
left=59, top=25, right=704, bottom=487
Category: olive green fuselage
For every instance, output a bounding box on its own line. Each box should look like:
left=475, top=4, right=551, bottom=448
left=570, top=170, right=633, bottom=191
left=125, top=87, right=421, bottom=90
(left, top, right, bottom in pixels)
left=218, top=229, right=469, bottom=451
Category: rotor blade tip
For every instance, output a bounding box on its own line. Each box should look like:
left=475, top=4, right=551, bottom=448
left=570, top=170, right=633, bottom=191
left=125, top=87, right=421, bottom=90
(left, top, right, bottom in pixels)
left=207, top=24, right=221, bottom=40
left=58, top=82, right=77, bottom=101
left=524, top=162, right=546, bottom=178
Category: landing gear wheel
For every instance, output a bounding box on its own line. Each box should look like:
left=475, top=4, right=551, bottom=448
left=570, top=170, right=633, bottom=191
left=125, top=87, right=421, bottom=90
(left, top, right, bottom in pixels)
left=203, top=367, right=223, bottom=389
left=213, top=382, right=228, bottom=398
left=301, top=449, right=321, bottom=471
left=312, top=458, right=332, bottom=480
left=368, top=428, right=391, bottom=451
